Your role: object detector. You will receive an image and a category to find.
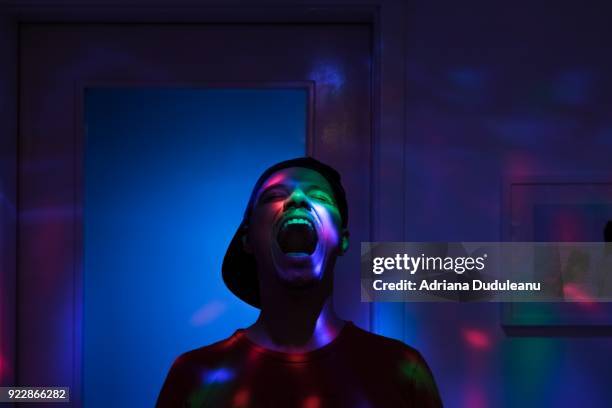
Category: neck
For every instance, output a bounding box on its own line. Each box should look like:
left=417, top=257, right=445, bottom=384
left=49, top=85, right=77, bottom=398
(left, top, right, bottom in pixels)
left=245, top=295, right=346, bottom=353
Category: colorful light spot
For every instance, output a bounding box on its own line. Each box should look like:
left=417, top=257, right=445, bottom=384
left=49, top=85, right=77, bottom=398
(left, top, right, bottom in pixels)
left=398, top=358, right=435, bottom=390
left=260, top=173, right=288, bottom=191
left=190, top=300, right=226, bottom=326
left=202, top=367, right=235, bottom=385
left=461, top=328, right=491, bottom=350
left=287, top=353, right=308, bottom=364
left=310, top=62, right=345, bottom=93
left=313, top=312, right=334, bottom=346
left=303, top=395, right=321, bottom=408
left=562, top=283, right=596, bottom=309
left=232, top=388, right=250, bottom=407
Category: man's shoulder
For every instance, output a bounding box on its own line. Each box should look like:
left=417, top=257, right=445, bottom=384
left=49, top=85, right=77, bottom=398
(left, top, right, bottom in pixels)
left=345, top=324, right=442, bottom=406
left=345, top=323, right=425, bottom=361
left=157, top=333, right=246, bottom=407
left=171, top=331, right=245, bottom=369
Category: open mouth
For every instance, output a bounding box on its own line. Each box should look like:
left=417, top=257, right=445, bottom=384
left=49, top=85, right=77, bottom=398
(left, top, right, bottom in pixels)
left=276, top=215, right=318, bottom=256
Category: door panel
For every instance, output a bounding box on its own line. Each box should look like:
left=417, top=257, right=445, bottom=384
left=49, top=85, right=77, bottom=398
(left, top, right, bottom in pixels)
left=19, top=23, right=371, bottom=405
left=84, top=87, right=306, bottom=407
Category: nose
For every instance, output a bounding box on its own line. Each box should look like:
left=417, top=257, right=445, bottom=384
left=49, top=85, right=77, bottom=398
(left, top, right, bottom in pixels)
left=283, top=188, right=311, bottom=212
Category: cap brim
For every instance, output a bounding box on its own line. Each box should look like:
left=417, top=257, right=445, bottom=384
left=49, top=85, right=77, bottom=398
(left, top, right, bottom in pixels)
left=222, top=223, right=261, bottom=308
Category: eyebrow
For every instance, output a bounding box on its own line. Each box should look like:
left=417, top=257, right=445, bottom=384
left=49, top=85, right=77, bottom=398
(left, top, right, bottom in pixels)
left=259, top=184, right=289, bottom=195
left=256, top=184, right=335, bottom=207
left=260, top=182, right=332, bottom=193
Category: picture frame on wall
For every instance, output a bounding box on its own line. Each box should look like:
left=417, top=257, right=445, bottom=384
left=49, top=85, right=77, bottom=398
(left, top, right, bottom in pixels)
left=501, top=174, right=612, bottom=335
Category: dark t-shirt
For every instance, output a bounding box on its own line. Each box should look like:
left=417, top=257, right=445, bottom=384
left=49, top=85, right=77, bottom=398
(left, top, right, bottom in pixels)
left=156, top=322, right=442, bottom=407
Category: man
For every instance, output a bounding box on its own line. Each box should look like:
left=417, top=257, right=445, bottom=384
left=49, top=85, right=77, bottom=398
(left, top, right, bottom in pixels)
left=156, top=157, right=442, bottom=407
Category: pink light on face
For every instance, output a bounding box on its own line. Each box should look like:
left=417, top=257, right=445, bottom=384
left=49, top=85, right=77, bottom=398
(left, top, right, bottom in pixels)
left=303, top=395, right=321, bottom=408
left=258, top=173, right=288, bottom=197
left=461, top=328, right=491, bottom=350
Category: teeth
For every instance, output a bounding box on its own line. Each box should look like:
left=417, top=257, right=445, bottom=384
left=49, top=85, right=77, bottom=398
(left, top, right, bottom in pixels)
left=281, top=218, right=314, bottom=230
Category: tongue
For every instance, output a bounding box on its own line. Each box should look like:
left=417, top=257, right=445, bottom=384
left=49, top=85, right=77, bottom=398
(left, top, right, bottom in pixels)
left=277, top=223, right=318, bottom=255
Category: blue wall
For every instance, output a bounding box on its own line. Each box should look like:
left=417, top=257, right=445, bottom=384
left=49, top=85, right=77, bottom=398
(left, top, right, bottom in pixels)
left=84, top=88, right=306, bottom=407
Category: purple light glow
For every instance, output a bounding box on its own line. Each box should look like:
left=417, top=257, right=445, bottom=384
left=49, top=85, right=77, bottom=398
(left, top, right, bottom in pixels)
left=313, top=312, right=335, bottom=346
left=310, top=202, right=340, bottom=279
left=190, top=300, right=226, bottom=326
left=310, top=62, right=345, bottom=94
left=464, top=383, right=488, bottom=408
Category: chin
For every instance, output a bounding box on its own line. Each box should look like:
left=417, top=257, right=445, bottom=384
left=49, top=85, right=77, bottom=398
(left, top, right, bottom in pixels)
left=276, top=268, right=322, bottom=289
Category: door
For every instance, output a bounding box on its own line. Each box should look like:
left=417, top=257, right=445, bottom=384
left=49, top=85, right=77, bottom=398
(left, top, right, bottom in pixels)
left=19, top=23, right=371, bottom=406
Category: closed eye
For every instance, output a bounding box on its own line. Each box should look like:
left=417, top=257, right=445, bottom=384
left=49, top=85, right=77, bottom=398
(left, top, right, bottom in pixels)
left=309, top=191, right=334, bottom=204
left=261, top=193, right=286, bottom=203
left=259, top=187, right=288, bottom=203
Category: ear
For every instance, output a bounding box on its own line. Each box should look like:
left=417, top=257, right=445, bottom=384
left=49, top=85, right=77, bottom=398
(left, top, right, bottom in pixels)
left=241, top=225, right=253, bottom=254
left=339, top=229, right=349, bottom=255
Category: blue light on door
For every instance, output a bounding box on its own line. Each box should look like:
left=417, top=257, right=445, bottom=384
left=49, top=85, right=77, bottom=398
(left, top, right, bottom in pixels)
left=84, top=88, right=306, bottom=407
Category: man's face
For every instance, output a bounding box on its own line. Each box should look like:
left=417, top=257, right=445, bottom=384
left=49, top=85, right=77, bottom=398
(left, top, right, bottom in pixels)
left=245, top=167, right=348, bottom=288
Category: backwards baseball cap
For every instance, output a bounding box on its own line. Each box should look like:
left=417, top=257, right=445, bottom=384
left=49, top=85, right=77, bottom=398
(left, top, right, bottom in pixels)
left=222, top=157, right=349, bottom=308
